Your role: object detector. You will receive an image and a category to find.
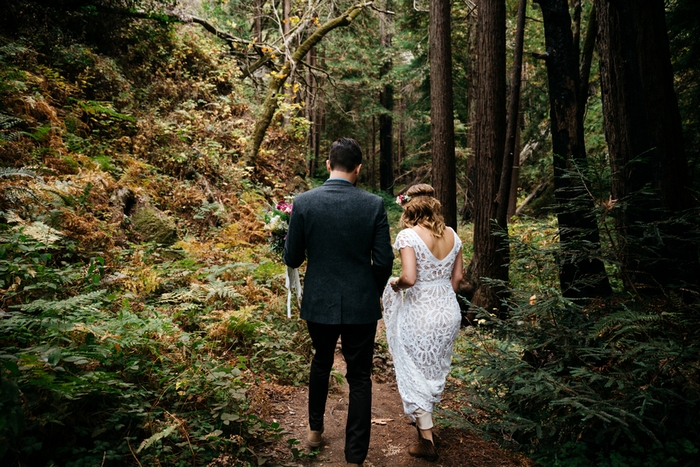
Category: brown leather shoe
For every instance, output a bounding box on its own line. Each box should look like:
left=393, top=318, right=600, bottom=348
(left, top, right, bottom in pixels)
left=408, top=436, right=438, bottom=461
left=307, top=427, right=323, bottom=447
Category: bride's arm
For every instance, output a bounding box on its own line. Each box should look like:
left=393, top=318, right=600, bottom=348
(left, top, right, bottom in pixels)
left=390, top=247, right=417, bottom=291
left=450, top=248, right=464, bottom=292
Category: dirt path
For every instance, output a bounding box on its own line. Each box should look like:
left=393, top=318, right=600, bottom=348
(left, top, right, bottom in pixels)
left=260, top=324, right=534, bottom=467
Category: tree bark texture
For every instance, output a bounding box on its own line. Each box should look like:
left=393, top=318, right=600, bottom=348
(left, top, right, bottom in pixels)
left=460, top=9, right=478, bottom=222
left=371, top=115, right=377, bottom=189
left=468, top=0, right=508, bottom=313
left=430, top=0, right=457, bottom=229
left=244, top=3, right=369, bottom=166
left=577, top=3, right=596, bottom=123
left=536, top=0, right=611, bottom=298
left=379, top=0, right=395, bottom=194
left=283, top=0, right=291, bottom=36
left=595, top=0, right=697, bottom=290
left=254, top=0, right=263, bottom=42
left=379, top=86, right=394, bottom=193
left=507, top=110, right=522, bottom=218
left=496, top=0, right=527, bottom=226
left=306, top=46, right=322, bottom=178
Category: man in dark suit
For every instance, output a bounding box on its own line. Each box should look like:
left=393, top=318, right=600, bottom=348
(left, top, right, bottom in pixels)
left=283, top=137, right=394, bottom=467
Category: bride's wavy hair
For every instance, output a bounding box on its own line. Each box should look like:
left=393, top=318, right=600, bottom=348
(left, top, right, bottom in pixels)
left=399, top=184, right=445, bottom=237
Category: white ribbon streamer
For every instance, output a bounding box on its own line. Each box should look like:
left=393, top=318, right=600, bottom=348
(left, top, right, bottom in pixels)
left=285, top=266, right=303, bottom=318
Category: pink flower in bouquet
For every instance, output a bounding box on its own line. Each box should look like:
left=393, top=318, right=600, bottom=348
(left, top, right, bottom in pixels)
left=276, top=201, right=293, bottom=215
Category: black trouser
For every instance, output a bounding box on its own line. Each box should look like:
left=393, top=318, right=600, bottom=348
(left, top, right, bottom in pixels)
left=306, top=320, right=377, bottom=464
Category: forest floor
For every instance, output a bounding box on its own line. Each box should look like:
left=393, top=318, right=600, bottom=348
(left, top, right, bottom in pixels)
left=257, top=322, right=535, bottom=467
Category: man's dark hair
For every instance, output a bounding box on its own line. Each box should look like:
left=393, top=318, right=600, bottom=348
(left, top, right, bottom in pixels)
left=328, top=137, right=362, bottom=172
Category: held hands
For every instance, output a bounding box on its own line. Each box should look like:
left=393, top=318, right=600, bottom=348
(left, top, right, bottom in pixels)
left=390, top=277, right=401, bottom=292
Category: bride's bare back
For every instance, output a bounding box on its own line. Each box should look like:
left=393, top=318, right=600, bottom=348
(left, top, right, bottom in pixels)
left=411, top=225, right=455, bottom=261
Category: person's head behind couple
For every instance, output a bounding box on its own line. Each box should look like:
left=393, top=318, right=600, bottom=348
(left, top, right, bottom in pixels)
left=326, top=137, right=363, bottom=183
left=399, top=184, right=446, bottom=238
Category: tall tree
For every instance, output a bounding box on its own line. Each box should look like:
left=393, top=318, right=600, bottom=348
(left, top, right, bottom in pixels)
left=254, top=0, right=264, bottom=42
left=577, top=3, right=596, bottom=123
left=535, top=0, right=611, bottom=298
left=429, top=0, right=457, bottom=228
left=283, top=0, right=291, bottom=36
left=495, top=0, right=527, bottom=226
left=305, top=45, right=323, bottom=178
left=468, top=0, right=508, bottom=312
left=379, top=0, right=395, bottom=194
left=461, top=5, right=479, bottom=223
left=595, top=0, right=698, bottom=291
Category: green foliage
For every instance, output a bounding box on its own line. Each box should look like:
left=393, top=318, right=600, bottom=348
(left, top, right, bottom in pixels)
left=288, top=437, right=320, bottom=460
left=0, top=231, right=300, bottom=465
left=0, top=111, right=23, bottom=141
left=451, top=260, right=700, bottom=466
left=0, top=168, right=43, bottom=218
left=0, top=6, right=310, bottom=464
left=0, top=228, right=80, bottom=303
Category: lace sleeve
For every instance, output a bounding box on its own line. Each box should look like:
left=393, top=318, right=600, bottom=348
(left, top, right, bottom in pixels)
left=393, top=229, right=413, bottom=250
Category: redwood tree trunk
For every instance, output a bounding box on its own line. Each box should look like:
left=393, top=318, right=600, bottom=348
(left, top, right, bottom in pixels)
left=507, top=115, right=521, bottom=218
left=595, top=0, right=697, bottom=290
left=536, top=0, right=611, bottom=298
left=430, top=0, right=457, bottom=229
left=379, top=85, right=394, bottom=193
left=461, top=9, right=479, bottom=222
left=283, top=0, right=291, bottom=36
left=578, top=4, right=597, bottom=123
left=496, top=0, right=527, bottom=226
left=379, top=1, right=394, bottom=194
left=468, top=0, right=508, bottom=312
left=306, top=46, right=319, bottom=177
left=254, top=0, right=263, bottom=42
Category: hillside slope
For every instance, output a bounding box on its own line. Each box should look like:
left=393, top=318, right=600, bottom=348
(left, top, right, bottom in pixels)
left=1, top=4, right=313, bottom=465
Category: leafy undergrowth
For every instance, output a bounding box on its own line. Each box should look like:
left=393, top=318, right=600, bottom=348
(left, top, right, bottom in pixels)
left=1, top=9, right=313, bottom=466
left=443, top=217, right=700, bottom=467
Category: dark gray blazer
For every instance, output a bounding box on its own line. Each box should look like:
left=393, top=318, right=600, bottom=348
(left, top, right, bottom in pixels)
left=283, top=179, right=394, bottom=325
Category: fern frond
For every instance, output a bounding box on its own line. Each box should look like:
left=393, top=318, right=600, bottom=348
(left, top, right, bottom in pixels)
left=0, top=167, right=41, bottom=180
left=159, top=280, right=241, bottom=304
left=0, top=185, right=40, bottom=205
left=203, top=279, right=241, bottom=301
left=159, top=286, right=209, bottom=304
left=594, top=310, right=664, bottom=339
left=0, top=111, right=22, bottom=131
left=18, top=290, right=107, bottom=314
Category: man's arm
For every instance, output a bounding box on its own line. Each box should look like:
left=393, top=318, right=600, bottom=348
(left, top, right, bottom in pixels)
left=371, top=204, right=394, bottom=291
left=283, top=205, right=306, bottom=268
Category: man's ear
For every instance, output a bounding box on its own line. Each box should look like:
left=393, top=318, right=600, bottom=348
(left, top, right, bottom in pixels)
left=354, top=163, right=362, bottom=176
left=326, top=159, right=331, bottom=172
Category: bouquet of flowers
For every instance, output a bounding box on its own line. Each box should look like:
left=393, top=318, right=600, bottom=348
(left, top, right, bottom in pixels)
left=264, top=199, right=302, bottom=318
left=264, top=200, right=293, bottom=255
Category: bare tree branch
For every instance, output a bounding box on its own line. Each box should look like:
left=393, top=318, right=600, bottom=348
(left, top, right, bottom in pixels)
left=244, top=2, right=374, bottom=165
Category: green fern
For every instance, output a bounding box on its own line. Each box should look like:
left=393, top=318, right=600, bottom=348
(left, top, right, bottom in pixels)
left=159, top=280, right=241, bottom=304
left=0, top=112, right=22, bottom=141
left=17, top=289, right=107, bottom=315
left=203, top=279, right=241, bottom=301
left=0, top=167, right=43, bottom=216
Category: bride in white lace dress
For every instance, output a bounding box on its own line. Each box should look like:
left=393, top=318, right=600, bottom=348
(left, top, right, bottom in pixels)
left=382, top=184, right=463, bottom=461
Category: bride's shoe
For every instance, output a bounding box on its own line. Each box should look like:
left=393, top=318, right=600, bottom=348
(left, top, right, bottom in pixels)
left=408, top=427, right=438, bottom=461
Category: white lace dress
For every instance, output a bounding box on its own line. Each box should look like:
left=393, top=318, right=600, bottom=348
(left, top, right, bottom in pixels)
left=382, top=228, right=462, bottom=420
